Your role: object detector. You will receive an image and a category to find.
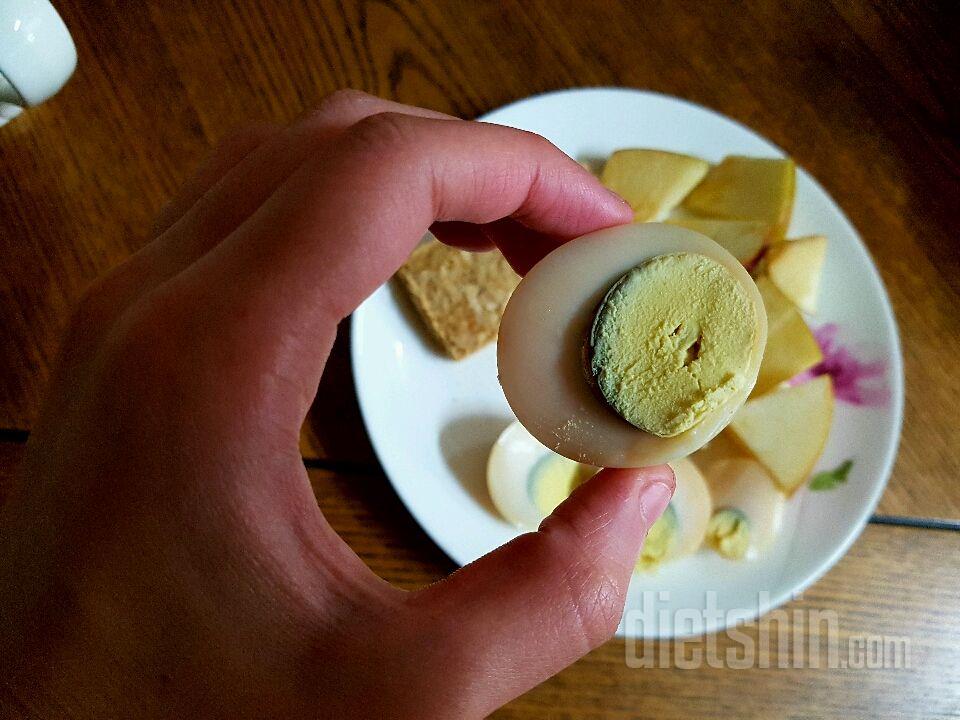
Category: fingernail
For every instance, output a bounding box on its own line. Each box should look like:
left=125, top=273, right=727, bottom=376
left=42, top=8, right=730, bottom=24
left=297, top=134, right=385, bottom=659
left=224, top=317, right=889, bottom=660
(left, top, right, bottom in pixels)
left=602, top=187, right=633, bottom=219
left=638, top=481, right=674, bottom=527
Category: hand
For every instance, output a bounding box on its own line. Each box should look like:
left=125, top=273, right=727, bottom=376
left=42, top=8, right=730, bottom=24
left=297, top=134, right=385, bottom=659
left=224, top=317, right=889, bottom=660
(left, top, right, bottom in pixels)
left=0, top=91, right=675, bottom=719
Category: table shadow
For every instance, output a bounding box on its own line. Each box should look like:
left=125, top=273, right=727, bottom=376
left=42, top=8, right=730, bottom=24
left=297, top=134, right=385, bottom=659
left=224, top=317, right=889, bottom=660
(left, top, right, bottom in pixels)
left=439, top=414, right=514, bottom=520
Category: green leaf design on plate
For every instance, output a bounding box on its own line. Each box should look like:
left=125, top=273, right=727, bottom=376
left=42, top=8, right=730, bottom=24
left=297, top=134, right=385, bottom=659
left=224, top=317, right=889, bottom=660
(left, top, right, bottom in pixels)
left=809, top=459, right=854, bottom=491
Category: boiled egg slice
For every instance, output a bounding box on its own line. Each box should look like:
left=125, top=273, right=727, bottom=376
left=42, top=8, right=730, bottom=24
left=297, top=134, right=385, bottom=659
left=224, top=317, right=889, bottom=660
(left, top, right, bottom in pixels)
left=703, top=458, right=786, bottom=561
left=487, top=422, right=713, bottom=572
left=487, top=420, right=597, bottom=529
left=636, top=457, right=712, bottom=570
left=497, top=223, right=766, bottom=468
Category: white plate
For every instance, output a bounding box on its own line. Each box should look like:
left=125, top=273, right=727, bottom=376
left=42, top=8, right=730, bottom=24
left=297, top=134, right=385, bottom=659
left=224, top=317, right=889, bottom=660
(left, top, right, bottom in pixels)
left=351, top=88, right=903, bottom=638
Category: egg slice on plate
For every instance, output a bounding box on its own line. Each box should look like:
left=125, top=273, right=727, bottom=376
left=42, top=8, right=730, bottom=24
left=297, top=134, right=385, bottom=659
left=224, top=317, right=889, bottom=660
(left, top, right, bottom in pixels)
left=497, top=223, right=766, bottom=468
left=487, top=421, right=713, bottom=570
left=703, top=458, right=786, bottom=561
left=487, top=421, right=598, bottom=529
left=635, top=457, right=712, bottom=571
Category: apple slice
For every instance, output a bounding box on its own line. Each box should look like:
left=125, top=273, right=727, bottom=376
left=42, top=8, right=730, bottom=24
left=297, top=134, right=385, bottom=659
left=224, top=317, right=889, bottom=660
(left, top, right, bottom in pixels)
left=753, top=275, right=823, bottom=396
left=666, top=217, right=770, bottom=265
left=681, top=156, right=796, bottom=239
left=764, top=235, right=827, bottom=314
left=691, top=429, right=753, bottom=483
left=729, top=375, right=834, bottom=494
left=600, top=149, right=709, bottom=222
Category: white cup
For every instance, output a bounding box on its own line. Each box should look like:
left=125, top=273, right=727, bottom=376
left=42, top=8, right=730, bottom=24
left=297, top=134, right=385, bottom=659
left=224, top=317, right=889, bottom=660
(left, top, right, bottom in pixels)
left=0, top=0, right=76, bottom=126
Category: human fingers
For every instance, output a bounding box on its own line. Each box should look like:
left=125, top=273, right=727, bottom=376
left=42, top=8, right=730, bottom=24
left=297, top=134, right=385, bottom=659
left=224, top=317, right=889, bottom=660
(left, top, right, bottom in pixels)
left=150, top=123, right=283, bottom=237
left=139, top=91, right=459, bottom=288
left=176, top=112, right=630, bottom=397
left=402, top=466, right=675, bottom=718
left=429, top=218, right=572, bottom=272
left=151, top=92, right=457, bottom=264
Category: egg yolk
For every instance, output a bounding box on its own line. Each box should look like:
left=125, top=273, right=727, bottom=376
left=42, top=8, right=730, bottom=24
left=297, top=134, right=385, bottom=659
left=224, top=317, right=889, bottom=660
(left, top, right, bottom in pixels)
left=590, top=252, right=758, bottom=437
left=636, top=504, right=679, bottom=570
left=705, top=508, right=751, bottom=560
left=528, top=455, right=594, bottom=517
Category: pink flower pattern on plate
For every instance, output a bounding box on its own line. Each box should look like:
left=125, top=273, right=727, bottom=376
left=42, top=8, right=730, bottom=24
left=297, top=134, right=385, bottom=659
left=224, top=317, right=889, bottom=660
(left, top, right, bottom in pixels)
left=790, top=323, right=888, bottom=406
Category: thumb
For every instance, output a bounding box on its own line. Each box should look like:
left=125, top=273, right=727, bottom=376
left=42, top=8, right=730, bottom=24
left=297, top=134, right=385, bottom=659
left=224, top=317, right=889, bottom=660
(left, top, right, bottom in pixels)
left=411, top=465, right=675, bottom=717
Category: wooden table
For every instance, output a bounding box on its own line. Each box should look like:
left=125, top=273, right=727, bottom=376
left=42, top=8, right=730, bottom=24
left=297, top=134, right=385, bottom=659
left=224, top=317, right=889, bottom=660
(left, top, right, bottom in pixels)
left=1, top=1, right=958, bottom=716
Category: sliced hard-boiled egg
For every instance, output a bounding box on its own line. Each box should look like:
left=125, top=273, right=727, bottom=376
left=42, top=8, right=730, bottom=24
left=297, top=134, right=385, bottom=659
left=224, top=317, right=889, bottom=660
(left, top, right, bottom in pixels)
left=702, top=458, right=785, bottom=561
left=497, top=223, right=767, bottom=468
left=488, top=422, right=713, bottom=571
left=637, top=457, right=712, bottom=570
left=487, top=420, right=597, bottom=530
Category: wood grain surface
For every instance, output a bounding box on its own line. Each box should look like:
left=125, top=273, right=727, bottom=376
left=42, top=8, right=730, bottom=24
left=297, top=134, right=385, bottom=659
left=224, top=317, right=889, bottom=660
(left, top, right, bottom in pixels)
left=1, top=1, right=958, bottom=716
left=1, top=0, right=955, bottom=519
left=1, top=445, right=956, bottom=718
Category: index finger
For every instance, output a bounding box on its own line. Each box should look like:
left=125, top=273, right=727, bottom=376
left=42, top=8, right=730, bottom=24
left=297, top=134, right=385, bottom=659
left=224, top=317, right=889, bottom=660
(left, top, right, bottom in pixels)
left=196, top=113, right=631, bottom=325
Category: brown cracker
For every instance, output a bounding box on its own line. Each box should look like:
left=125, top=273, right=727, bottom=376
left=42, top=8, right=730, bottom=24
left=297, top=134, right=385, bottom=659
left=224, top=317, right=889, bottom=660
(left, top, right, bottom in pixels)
left=395, top=240, right=520, bottom=360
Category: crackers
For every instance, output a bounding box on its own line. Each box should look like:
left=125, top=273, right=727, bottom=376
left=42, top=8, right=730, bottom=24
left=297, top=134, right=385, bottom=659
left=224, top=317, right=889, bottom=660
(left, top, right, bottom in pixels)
left=395, top=239, right=520, bottom=360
